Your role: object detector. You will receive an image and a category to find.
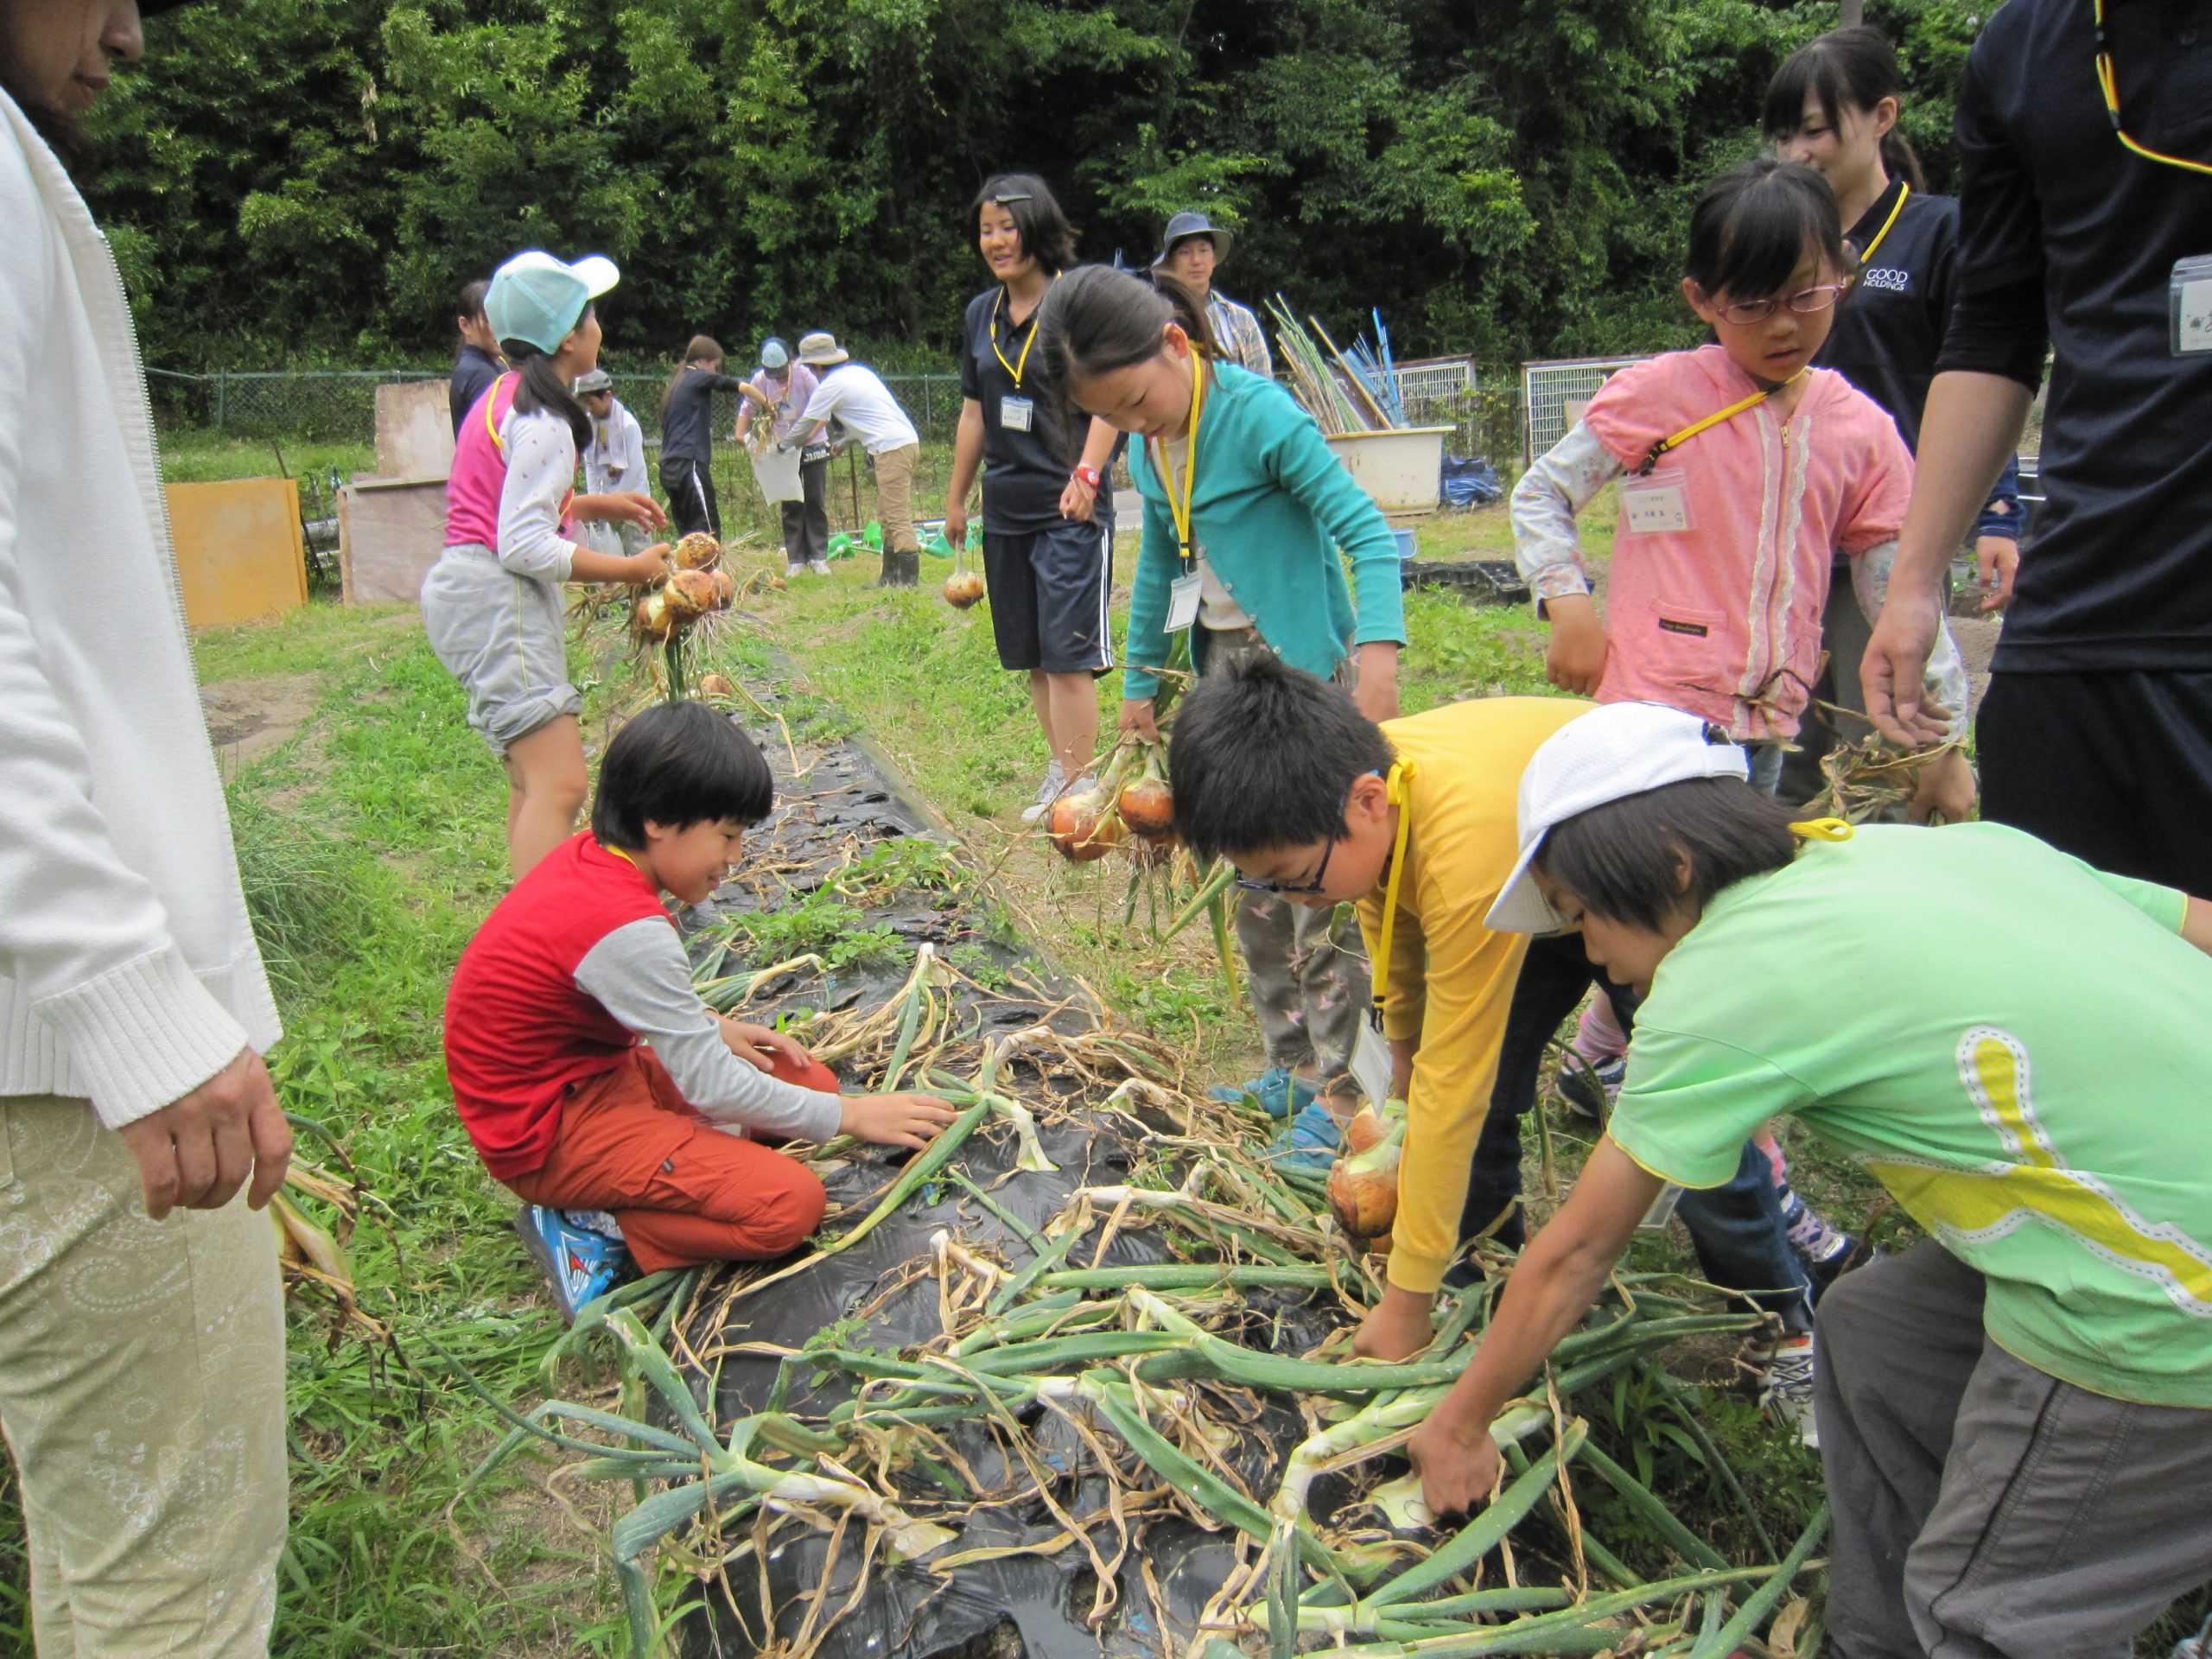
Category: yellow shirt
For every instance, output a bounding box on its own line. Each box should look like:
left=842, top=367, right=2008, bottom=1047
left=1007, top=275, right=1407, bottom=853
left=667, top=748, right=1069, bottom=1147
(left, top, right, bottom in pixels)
left=1356, top=696, right=1592, bottom=1294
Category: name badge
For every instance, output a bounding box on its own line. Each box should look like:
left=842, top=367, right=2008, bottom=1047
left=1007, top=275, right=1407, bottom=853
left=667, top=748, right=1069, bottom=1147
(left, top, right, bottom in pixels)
left=2172, top=256, right=2212, bottom=356
left=1637, top=1184, right=1684, bottom=1234
left=1166, top=571, right=1203, bottom=632
left=1350, top=1015, right=1394, bottom=1109
left=1619, top=467, right=1694, bottom=535
left=1001, top=396, right=1035, bottom=432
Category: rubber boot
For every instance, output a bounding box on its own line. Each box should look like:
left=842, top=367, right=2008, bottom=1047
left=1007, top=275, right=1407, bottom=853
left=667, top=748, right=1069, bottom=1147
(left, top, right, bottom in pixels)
left=876, top=548, right=919, bottom=588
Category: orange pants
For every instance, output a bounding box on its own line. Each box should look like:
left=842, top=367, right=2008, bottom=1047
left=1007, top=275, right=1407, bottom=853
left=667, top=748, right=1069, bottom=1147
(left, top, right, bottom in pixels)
left=507, top=1046, right=832, bottom=1272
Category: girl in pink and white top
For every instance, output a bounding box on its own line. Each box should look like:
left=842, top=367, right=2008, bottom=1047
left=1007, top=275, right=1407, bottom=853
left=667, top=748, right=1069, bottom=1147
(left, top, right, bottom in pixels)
left=1513, top=157, right=1969, bottom=806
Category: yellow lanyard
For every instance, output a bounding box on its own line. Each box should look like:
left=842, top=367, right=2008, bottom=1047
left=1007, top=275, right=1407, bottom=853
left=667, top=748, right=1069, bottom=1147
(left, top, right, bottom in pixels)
left=1147, top=353, right=1209, bottom=568
left=1367, top=760, right=1420, bottom=1018
left=1789, top=817, right=1853, bottom=843
left=1639, top=369, right=1807, bottom=476
left=484, top=372, right=517, bottom=454
left=991, top=288, right=1044, bottom=389
left=1854, top=181, right=1910, bottom=267
left=2094, top=0, right=2212, bottom=176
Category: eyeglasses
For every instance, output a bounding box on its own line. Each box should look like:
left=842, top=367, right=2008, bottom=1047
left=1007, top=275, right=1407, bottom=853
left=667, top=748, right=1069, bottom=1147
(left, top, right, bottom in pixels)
left=1235, top=781, right=1357, bottom=895
left=1715, top=280, right=1852, bottom=327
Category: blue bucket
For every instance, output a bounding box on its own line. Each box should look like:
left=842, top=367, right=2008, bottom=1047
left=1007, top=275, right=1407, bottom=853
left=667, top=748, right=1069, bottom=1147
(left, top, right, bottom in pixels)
left=1390, top=527, right=1417, bottom=561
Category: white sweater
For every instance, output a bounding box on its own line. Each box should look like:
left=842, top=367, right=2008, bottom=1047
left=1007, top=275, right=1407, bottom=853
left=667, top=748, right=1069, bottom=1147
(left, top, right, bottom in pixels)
left=0, top=92, right=281, bottom=1128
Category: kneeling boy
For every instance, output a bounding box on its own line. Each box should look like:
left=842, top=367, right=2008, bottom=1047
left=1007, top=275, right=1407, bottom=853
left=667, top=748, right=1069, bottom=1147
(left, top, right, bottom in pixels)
left=444, top=701, right=954, bottom=1318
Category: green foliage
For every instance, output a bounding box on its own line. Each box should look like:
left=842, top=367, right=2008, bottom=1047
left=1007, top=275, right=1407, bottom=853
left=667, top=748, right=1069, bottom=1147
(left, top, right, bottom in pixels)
left=93, top=0, right=1982, bottom=371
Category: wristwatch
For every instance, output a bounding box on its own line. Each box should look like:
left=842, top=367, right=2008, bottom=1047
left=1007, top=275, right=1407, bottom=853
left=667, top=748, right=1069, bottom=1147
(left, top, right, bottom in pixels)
left=1071, top=464, right=1103, bottom=491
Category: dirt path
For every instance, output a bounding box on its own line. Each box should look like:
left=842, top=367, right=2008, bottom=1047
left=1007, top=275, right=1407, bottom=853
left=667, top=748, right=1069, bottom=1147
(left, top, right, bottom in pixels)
left=199, top=672, right=321, bottom=773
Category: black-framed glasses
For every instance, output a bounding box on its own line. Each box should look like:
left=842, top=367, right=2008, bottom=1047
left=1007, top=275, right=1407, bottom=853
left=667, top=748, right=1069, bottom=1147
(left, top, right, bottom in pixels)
left=1716, top=280, right=1853, bottom=327
left=1235, top=781, right=1356, bottom=895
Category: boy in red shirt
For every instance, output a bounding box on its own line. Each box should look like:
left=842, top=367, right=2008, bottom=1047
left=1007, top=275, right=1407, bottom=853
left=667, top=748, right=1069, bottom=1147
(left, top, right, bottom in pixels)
left=445, top=701, right=955, bottom=1319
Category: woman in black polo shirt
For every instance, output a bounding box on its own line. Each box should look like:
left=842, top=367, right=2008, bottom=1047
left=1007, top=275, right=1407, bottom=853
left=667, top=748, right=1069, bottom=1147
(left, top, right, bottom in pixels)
left=658, top=335, right=746, bottom=539
left=942, top=174, right=1122, bottom=822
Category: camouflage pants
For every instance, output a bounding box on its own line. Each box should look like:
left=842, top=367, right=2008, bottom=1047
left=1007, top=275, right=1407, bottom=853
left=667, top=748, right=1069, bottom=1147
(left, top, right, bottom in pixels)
left=1233, top=893, right=1371, bottom=1097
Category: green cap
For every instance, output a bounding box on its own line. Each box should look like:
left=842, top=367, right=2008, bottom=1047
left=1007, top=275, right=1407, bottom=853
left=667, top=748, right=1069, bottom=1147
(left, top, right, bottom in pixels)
left=486, top=251, right=619, bottom=356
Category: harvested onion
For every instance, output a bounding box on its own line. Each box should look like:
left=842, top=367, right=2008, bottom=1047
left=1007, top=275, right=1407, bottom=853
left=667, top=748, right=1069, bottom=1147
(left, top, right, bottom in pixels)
left=674, top=532, right=722, bottom=571
left=664, top=569, right=721, bottom=618
left=634, top=589, right=676, bottom=641
left=944, top=570, right=987, bottom=610
left=1326, top=1102, right=1406, bottom=1239
left=1117, top=748, right=1173, bottom=837
left=696, top=672, right=735, bottom=701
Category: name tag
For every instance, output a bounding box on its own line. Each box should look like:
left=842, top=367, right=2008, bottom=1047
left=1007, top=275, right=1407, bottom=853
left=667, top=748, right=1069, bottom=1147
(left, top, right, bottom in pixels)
left=1351, top=1016, right=1394, bottom=1109
left=1637, top=1184, right=1684, bottom=1234
left=1619, top=467, right=1694, bottom=535
left=1001, top=396, right=1034, bottom=432
left=1166, top=572, right=1203, bottom=632
left=2173, top=256, right=2212, bottom=356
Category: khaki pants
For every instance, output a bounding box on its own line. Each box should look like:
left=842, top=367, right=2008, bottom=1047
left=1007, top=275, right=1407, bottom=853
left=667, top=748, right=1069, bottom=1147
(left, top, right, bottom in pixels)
left=871, top=443, right=921, bottom=554
left=0, top=1096, right=287, bottom=1656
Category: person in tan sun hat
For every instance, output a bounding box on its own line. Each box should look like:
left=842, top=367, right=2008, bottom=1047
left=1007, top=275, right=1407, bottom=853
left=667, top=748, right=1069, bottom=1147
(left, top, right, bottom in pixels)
left=785, top=331, right=925, bottom=587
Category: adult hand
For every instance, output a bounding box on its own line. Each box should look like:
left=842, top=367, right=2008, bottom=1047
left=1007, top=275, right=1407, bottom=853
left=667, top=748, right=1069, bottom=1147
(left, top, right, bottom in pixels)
left=1351, top=1284, right=1435, bottom=1361
left=116, top=1048, right=292, bottom=1221
left=1908, top=746, right=1977, bottom=825
left=1059, top=473, right=1099, bottom=523
left=944, top=505, right=969, bottom=554
left=626, top=543, right=672, bottom=584
left=1859, top=592, right=1949, bottom=748
left=1408, top=1408, right=1504, bottom=1520
left=718, top=1018, right=813, bottom=1074
left=1975, top=535, right=2018, bottom=613
left=1351, top=646, right=1402, bottom=726
left=839, top=1093, right=960, bottom=1151
left=1544, top=598, right=1608, bottom=696
left=1120, top=698, right=1162, bottom=744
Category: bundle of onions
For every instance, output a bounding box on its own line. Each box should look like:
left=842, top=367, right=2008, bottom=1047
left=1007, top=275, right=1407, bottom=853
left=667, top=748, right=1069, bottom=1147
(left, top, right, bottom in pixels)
left=944, top=569, right=987, bottom=610
left=632, top=566, right=736, bottom=645
left=674, top=532, right=723, bottom=571
left=1046, top=744, right=1143, bottom=863
left=1326, top=1101, right=1407, bottom=1240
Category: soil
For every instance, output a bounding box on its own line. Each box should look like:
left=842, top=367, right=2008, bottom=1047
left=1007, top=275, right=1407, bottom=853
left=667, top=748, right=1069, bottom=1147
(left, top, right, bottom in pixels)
left=199, top=672, right=321, bottom=773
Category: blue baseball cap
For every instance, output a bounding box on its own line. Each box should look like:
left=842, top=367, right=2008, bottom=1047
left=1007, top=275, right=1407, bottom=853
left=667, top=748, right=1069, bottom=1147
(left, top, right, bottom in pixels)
left=486, top=251, right=620, bottom=356
left=760, top=338, right=791, bottom=372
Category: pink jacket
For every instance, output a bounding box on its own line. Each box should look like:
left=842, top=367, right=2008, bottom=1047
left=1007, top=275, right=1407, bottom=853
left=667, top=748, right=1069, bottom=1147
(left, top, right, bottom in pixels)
left=445, top=372, right=523, bottom=550
left=1580, top=345, right=1913, bottom=740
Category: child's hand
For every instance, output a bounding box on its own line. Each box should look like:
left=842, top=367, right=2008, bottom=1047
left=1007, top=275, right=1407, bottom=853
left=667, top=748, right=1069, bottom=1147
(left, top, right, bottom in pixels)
left=1351, top=1283, right=1436, bottom=1361
left=626, top=544, right=672, bottom=584
left=1119, top=698, right=1162, bottom=743
left=718, top=1017, right=812, bottom=1073
left=839, top=1092, right=960, bottom=1151
left=1908, top=747, right=1977, bottom=825
left=1544, top=596, right=1609, bottom=696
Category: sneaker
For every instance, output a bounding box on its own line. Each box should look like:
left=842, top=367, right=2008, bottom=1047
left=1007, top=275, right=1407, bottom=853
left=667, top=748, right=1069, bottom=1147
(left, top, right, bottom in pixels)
left=1209, top=1065, right=1316, bottom=1119
left=1555, top=1053, right=1624, bottom=1123
left=564, top=1208, right=626, bottom=1241
left=808, top=559, right=832, bottom=575
left=1778, top=1187, right=1873, bottom=1300
left=1753, top=1332, right=1820, bottom=1447
left=1270, top=1099, right=1345, bottom=1173
left=1019, top=760, right=1068, bottom=825
left=516, top=1205, right=632, bottom=1324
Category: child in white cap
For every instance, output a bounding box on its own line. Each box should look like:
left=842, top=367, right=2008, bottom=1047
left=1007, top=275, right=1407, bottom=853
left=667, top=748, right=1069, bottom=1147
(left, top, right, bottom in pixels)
left=421, top=251, right=671, bottom=877
left=1410, top=700, right=2212, bottom=1658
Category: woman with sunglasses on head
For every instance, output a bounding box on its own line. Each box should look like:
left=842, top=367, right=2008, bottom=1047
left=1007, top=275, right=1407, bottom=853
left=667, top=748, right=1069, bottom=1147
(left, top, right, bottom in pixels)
left=1763, top=26, right=2023, bottom=803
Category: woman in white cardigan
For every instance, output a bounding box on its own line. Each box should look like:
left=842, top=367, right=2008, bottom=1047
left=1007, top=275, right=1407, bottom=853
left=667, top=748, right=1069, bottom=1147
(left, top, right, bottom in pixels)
left=0, top=1, right=291, bottom=1650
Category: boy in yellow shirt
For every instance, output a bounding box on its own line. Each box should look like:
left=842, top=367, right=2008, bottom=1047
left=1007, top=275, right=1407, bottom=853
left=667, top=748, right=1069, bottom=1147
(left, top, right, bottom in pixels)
left=1167, top=658, right=1821, bottom=1417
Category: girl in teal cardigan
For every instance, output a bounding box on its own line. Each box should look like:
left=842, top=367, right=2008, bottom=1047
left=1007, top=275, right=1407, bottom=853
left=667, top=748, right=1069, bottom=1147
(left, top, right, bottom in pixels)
left=1036, top=264, right=1407, bottom=1161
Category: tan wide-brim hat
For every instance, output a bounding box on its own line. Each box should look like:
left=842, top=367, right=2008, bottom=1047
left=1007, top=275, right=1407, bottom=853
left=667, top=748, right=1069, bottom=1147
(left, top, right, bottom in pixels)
left=797, top=332, right=849, bottom=366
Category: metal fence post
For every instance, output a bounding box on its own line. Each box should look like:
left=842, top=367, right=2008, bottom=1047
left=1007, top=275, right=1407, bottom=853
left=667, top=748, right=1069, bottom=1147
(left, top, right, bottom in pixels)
left=214, top=368, right=227, bottom=434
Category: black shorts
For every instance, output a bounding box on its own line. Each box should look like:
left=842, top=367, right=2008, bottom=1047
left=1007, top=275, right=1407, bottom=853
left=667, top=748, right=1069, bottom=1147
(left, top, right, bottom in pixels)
left=660, top=457, right=720, bottom=538
left=982, top=519, right=1115, bottom=675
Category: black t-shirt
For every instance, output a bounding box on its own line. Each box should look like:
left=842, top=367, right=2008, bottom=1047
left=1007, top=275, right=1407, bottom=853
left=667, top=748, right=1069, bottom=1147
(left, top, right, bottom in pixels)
left=1938, top=0, right=2212, bottom=672
left=1820, top=181, right=1958, bottom=453
left=450, top=345, right=503, bottom=435
left=659, top=367, right=746, bottom=467
left=960, top=286, right=1086, bottom=534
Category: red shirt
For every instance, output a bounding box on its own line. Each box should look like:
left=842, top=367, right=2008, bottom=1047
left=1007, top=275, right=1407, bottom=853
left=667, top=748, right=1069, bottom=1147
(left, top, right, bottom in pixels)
left=443, top=832, right=669, bottom=1177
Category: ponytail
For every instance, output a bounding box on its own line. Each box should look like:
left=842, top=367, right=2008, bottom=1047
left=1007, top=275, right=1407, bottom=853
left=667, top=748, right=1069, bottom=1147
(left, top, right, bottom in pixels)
left=502, top=333, right=592, bottom=451
left=1036, top=265, right=1220, bottom=461
left=1762, top=25, right=1925, bottom=194
left=660, top=334, right=727, bottom=427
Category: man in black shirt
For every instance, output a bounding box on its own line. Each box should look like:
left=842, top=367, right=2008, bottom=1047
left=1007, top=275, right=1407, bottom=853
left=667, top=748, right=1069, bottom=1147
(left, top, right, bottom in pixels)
left=1864, top=0, right=2212, bottom=896
left=448, top=277, right=503, bottom=435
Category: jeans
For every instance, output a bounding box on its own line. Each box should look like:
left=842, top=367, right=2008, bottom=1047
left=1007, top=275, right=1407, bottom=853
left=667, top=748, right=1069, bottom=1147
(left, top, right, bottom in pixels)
left=1450, top=931, right=1815, bottom=1336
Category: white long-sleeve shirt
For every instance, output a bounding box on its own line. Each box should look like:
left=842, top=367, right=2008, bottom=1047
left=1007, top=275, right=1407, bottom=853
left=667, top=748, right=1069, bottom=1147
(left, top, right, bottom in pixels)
left=584, top=399, right=649, bottom=496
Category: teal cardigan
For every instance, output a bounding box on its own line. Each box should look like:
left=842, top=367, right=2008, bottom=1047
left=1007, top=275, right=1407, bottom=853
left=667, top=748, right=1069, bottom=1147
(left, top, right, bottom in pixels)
left=1123, top=363, right=1407, bottom=701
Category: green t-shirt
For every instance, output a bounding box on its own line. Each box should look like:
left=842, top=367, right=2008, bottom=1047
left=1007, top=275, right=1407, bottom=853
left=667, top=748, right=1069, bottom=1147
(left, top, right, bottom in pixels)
left=1610, top=822, right=2212, bottom=1408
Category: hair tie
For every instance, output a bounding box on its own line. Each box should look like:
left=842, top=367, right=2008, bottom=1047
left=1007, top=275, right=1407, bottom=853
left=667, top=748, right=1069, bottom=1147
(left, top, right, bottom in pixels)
left=1788, top=817, right=1853, bottom=843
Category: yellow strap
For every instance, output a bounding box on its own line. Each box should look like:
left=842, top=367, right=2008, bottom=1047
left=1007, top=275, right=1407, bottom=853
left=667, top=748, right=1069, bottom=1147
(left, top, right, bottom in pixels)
left=483, top=372, right=516, bottom=454
left=2094, top=0, right=2212, bottom=177
left=991, top=286, right=1045, bottom=389
left=1368, top=759, right=1420, bottom=1018
left=1639, top=371, right=1804, bottom=475
left=1855, top=181, right=1911, bottom=268
left=1147, top=351, right=1209, bottom=568
left=1789, top=817, right=1854, bottom=843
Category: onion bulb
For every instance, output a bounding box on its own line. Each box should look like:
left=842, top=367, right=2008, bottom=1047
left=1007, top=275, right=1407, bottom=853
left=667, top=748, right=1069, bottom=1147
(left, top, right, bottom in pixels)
left=709, top=570, right=736, bottom=607
left=944, top=570, right=987, bottom=610
left=1326, top=1102, right=1407, bottom=1239
left=697, top=672, right=735, bottom=701
left=674, top=532, right=722, bottom=571
left=664, top=569, right=721, bottom=619
left=1117, top=749, right=1173, bottom=836
left=633, top=589, right=676, bottom=641
left=1047, top=790, right=1123, bottom=862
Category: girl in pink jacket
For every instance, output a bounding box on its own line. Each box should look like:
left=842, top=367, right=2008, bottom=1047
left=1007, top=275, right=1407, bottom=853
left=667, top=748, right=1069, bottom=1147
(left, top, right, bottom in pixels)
left=1512, top=157, right=1968, bottom=800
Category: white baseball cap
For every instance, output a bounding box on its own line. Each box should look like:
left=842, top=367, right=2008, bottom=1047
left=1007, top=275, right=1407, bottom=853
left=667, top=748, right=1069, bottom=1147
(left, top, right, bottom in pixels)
left=486, top=251, right=620, bottom=356
left=1484, top=702, right=1751, bottom=934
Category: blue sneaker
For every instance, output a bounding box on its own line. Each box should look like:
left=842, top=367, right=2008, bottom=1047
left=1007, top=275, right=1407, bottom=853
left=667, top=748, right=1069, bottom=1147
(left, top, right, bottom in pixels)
left=1210, top=1065, right=1316, bottom=1120
left=516, top=1205, right=632, bottom=1324
left=1269, top=1100, right=1345, bottom=1172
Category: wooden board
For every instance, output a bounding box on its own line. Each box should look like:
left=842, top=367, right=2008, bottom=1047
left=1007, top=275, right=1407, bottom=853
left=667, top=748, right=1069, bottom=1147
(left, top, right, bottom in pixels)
left=375, top=381, right=455, bottom=480
left=338, top=476, right=448, bottom=607
left=165, top=479, right=308, bottom=627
